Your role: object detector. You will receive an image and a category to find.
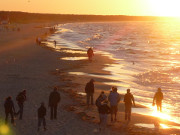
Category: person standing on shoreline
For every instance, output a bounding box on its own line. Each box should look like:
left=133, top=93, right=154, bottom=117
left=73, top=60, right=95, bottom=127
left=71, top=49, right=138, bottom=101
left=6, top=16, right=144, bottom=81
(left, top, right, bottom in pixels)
left=4, top=96, right=15, bottom=125
left=15, top=90, right=26, bottom=120
left=49, top=87, right=61, bottom=120
left=108, top=87, right=120, bottom=122
left=87, top=47, right=94, bottom=61
left=124, top=89, right=135, bottom=121
left=85, top=79, right=95, bottom=106
left=153, top=88, right=163, bottom=112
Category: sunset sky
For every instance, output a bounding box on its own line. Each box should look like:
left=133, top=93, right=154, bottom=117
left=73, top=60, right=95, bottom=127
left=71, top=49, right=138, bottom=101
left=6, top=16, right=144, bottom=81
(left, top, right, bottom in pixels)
left=1, top=0, right=180, bottom=17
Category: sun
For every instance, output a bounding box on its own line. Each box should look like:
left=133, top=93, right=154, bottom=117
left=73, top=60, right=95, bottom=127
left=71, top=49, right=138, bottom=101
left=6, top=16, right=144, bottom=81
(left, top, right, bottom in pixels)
left=148, top=0, right=180, bottom=17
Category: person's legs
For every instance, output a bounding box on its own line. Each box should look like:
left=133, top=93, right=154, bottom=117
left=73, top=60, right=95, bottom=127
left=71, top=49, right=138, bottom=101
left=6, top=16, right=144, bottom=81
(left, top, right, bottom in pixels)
left=114, top=106, right=118, bottom=121
left=99, top=114, right=104, bottom=131
left=43, top=117, right=46, bottom=130
left=38, top=118, right=42, bottom=131
left=101, top=114, right=107, bottom=131
left=50, top=106, right=54, bottom=120
left=110, top=106, right=114, bottom=122
left=125, top=106, right=127, bottom=120
left=5, top=112, right=9, bottom=124
left=90, top=93, right=94, bottom=105
left=127, top=106, right=131, bottom=121
left=10, top=111, right=14, bottom=124
left=86, top=93, right=90, bottom=106
left=19, top=103, right=23, bottom=120
left=54, top=105, right=57, bottom=119
left=159, top=102, right=162, bottom=112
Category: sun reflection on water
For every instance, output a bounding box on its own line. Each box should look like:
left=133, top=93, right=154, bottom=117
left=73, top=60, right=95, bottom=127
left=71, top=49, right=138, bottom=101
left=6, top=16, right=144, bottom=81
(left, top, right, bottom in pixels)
left=151, top=106, right=172, bottom=122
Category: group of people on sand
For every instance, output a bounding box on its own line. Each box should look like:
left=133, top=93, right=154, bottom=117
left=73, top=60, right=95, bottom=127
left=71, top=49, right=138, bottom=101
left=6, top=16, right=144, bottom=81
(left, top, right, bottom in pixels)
left=85, top=78, right=164, bottom=131
left=4, top=87, right=61, bottom=131
left=4, top=90, right=26, bottom=125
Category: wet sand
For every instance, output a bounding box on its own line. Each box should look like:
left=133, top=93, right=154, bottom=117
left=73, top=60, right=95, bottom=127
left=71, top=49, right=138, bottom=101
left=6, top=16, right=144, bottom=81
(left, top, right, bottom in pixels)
left=57, top=50, right=180, bottom=135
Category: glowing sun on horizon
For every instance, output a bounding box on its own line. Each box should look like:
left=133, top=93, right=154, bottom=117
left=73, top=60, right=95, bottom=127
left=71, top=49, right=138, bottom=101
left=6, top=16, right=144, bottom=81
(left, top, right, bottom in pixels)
left=148, top=0, right=180, bottom=17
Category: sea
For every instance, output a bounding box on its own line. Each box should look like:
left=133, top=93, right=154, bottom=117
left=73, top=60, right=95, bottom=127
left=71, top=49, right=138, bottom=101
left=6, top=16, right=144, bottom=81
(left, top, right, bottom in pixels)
left=45, top=21, right=180, bottom=125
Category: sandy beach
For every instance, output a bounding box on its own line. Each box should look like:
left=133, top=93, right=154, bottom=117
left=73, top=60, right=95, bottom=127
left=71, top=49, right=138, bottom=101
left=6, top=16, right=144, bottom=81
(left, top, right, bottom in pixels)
left=0, top=23, right=126, bottom=135
left=0, top=21, right=180, bottom=135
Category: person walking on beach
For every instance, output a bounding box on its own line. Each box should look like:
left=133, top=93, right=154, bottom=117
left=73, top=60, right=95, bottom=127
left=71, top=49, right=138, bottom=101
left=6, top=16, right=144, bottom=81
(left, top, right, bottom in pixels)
left=38, top=102, right=47, bottom=131
left=108, top=87, right=120, bottom=122
left=87, top=47, right=94, bottom=61
left=15, top=90, right=26, bottom=120
left=85, top=79, right=95, bottom=106
left=98, top=100, right=110, bottom=131
left=153, top=88, right=163, bottom=112
left=4, top=96, right=15, bottom=125
left=124, top=89, right=135, bottom=121
left=49, top=87, right=61, bottom=120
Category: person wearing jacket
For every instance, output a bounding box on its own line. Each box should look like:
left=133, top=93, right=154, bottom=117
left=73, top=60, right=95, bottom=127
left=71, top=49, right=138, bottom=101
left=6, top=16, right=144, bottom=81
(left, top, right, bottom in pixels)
left=4, top=96, right=15, bottom=124
left=85, top=79, right=95, bottom=106
left=16, top=90, right=26, bottom=120
left=49, top=87, right=61, bottom=120
left=38, top=102, right=47, bottom=131
left=98, top=100, right=110, bottom=131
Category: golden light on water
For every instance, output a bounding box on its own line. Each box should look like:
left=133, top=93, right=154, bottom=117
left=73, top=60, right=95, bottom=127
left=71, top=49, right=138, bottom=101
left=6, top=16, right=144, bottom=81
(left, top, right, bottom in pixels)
left=0, top=125, right=9, bottom=135
left=151, top=105, right=172, bottom=120
left=160, top=124, right=169, bottom=129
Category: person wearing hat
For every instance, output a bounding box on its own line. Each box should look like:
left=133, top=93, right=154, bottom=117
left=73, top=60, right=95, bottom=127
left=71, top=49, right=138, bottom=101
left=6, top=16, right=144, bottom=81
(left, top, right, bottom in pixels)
left=85, top=79, right=95, bottom=106
left=37, top=102, right=47, bottom=131
left=124, top=89, right=135, bottom=121
left=153, top=88, right=163, bottom=112
left=15, top=89, right=26, bottom=120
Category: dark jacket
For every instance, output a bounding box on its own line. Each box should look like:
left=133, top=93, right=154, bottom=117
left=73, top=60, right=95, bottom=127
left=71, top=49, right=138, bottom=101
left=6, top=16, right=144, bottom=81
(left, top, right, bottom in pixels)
left=49, top=91, right=61, bottom=106
left=85, top=82, right=94, bottom=93
left=38, top=105, right=46, bottom=118
left=16, top=92, right=26, bottom=104
left=124, top=93, right=134, bottom=106
left=4, top=99, right=15, bottom=113
left=99, top=104, right=110, bottom=114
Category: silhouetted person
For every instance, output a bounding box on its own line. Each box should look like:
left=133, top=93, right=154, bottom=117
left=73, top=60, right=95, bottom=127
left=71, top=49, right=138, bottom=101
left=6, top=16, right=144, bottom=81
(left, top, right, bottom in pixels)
left=98, top=100, right=110, bottom=131
left=124, top=89, right=135, bottom=121
left=85, top=79, right=95, bottom=106
left=38, top=102, right=47, bottom=131
left=15, top=90, right=26, bottom=120
left=4, top=96, right=15, bottom=124
left=108, top=87, right=120, bottom=122
left=96, top=91, right=107, bottom=110
left=54, top=40, right=56, bottom=48
left=87, top=47, right=94, bottom=61
left=153, top=88, right=163, bottom=112
left=49, top=87, right=61, bottom=120
left=96, top=91, right=107, bottom=123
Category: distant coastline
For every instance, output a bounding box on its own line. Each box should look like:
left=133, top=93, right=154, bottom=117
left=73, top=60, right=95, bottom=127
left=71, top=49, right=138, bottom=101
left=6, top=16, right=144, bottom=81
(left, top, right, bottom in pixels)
left=0, top=11, right=176, bottom=24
